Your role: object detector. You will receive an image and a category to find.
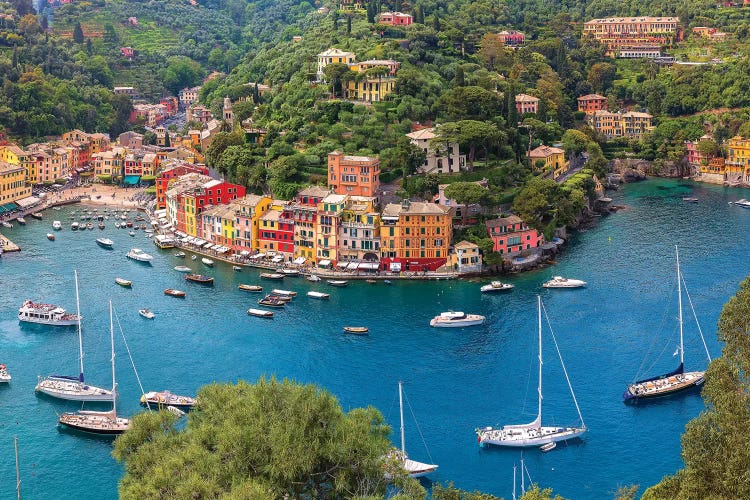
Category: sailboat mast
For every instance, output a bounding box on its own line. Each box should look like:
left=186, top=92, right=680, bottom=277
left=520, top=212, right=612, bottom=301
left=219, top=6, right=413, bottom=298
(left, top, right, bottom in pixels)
left=537, top=295, right=543, bottom=426
left=15, top=436, right=20, bottom=500
left=109, top=301, right=117, bottom=417
left=512, top=463, right=517, bottom=500
left=676, top=246, right=684, bottom=366
left=398, top=381, right=406, bottom=456
left=74, top=270, right=84, bottom=382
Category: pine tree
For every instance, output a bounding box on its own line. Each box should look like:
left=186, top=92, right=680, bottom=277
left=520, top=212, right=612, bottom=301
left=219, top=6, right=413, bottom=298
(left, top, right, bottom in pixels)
left=86, top=38, right=93, bottom=56
left=454, top=65, right=465, bottom=87
left=432, top=14, right=440, bottom=32
left=163, top=131, right=171, bottom=148
left=73, top=22, right=84, bottom=44
left=11, top=43, right=17, bottom=68
left=506, top=87, right=518, bottom=126
left=346, top=14, right=352, bottom=34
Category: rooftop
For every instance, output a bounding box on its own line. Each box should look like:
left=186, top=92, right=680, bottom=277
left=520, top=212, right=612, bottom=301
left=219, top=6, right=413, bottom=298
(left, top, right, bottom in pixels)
left=382, top=201, right=452, bottom=217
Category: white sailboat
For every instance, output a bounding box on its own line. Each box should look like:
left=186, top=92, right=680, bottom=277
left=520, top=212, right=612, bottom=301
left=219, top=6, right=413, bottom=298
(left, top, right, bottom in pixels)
left=476, top=296, right=586, bottom=448
left=623, top=246, right=711, bottom=402
left=394, top=381, right=438, bottom=478
left=58, top=301, right=130, bottom=436
left=35, top=271, right=113, bottom=401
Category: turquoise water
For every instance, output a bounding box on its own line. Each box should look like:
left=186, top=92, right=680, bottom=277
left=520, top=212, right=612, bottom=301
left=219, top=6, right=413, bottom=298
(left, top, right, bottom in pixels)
left=0, top=179, right=748, bottom=499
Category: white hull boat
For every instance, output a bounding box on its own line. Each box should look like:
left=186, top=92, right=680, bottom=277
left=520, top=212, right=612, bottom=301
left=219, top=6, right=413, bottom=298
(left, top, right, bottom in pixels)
left=0, top=364, right=11, bottom=383
left=52, top=220, right=62, bottom=230
left=126, top=248, right=153, bottom=262
left=430, top=311, right=485, bottom=327
left=307, top=291, right=329, bottom=299
left=542, top=276, right=586, bottom=288
left=18, top=300, right=80, bottom=326
left=481, top=281, right=514, bottom=293
left=202, top=257, right=214, bottom=267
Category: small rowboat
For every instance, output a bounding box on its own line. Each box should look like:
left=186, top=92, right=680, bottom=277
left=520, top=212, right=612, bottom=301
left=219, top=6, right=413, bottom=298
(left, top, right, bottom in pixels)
left=327, top=280, right=349, bottom=287
left=343, top=326, right=368, bottom=335
left=247, top=308, right=274, bottom=318
left=271, top=289, right=297, bottom=297
left=233, top=266, right=242, bottom=271
left=47, top=233, right=55, bottom=241
left=115, top=278, right=132, bottom=288
left=174, top=266, right=192, bottom=272
left=540, top=442, right=557, bottom=452
left=258, top=295, right=286, bottom=307
left=260, top=273, right=284, bottom=280
left=185, top=274, right=214, bottom=285
left=307, top=291, right=329, bottom=299
left=164, top=289, right=186, bottom=298
left=238, top=284, right=263, bottom=292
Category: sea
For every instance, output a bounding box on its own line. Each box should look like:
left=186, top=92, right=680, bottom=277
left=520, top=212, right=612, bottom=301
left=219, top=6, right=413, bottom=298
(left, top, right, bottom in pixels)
left=0, top=178, right=748, bottom=499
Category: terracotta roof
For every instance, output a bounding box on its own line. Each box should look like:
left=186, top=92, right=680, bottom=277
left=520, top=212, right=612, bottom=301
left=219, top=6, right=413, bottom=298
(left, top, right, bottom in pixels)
left=485, top=215, right=524, bottom=228
left=528, top=145, right=565, bottom=158
left=382, top=201, right=452, bottom=217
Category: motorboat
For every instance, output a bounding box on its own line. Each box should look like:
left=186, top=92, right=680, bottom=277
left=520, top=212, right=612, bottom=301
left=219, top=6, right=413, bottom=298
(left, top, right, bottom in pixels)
left=260, top=273, right=284, bottom=280
left=115, top=278, right=132, bottom=288
left=238, top=284, right=263, bottom=292
left=16, top=217, right=25, bottom=225
left=126, top=248, right=154, bottom=262
left=343, top=326, right=368, bottom=335
left=366, top=279, right=377, bottom=284
left=126, top=221, right=133, bottom=228
left=233, top=266, right=242, bottom=271
left=682, top=197, right=699, bottom=203
left=268, top=293, right=292, bottom=303
left=174, top=252, right=186, bottom=258
left=71, top=222, right=79, bottom=230
left=271, top=289, right=297, bottom=297
left=96, top=238, right=114, bottom=249
left=542, top=276, right=586, bottom=288
left=47, top=233, right=55, bottom=241
left=139, top=308, right=155, bottom=319
left=86, top=222, right=94, bottom=230
left=278, top=269, right=300, bottom=276
left=191, top=255, right=197, bottom=261
left=0, top=364, right=10, bottom=383
left=307, top=291, right=330, bottom=299
left=429, top=311, right=485, bottom=328
left=164, top=289, right=186, bottom=298
left=30, top=212, right=42, bottom=220
left=1, top=221, right=12, bottom=228
left=140, top=391, right=196, bottom=411
left=98, top=223, right=105, bottom=230
left=730, top=198, right=750, bottom=208
left=129, top=231, right=135, bottom=237
left=327, top=280, right=349, bottom=287
left=480, top=281, right=514, bottom=293
left=185, top=274, right=214, bottom=285
left=174, top=266, right=192, bottom=272
left=18, top=300, right=80, bottom=326
left=201, top=257, right=214, bottom=267
left=258, top=295, right=286, bottom=307
left=247, top=308, right=274, bottom=318
left=306, top=274, right=322, bottom=282
left=52, top=220, right=62, bottom=230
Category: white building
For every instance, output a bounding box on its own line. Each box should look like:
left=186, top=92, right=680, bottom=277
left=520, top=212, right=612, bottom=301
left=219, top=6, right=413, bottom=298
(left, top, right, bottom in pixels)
left=406, top=127, right=465, bottom=174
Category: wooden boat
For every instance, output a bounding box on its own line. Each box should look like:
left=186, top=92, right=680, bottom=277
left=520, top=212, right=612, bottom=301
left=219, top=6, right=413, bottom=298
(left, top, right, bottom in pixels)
left=238, top=284, right=263, bottom=292
left=16, top=217, right=25, bottom=225
left=47, top=233, right=55, bottom=241
left=540, top=442, right=557, bottom=452
left=126, top=221, right=133, bottom=228
left=201, top=257, right=214, bottom=267
left=260, top=273, right=284, bottom=280
left=115, top=278, right=132, bottom=288
left=268, top=294, right=292, bottom=302
left=98, top=223, right=105, bottom=230
left=247, top=308, right=274, bottom=318
left=306, top=274, right=322, bottom=282
left=327, top=280, right=349, bottom=287
left=233, top=265, right=242, bottom=271
left=271, top=289, right=297, bottom=297
left=140, top=390, right=196, bottom=411
left=184, top=274, right=214, bottom=285
left=164, top=289, right=186, bottom=298
left=139, top=308, right=155, bottom=319
left=307, top=291, right=330, bottom=299
left=258, top=295, right=286, bottom=307
left=343, top=326, right=368, bottom=335
left=30, top=212, right=42, bottom=220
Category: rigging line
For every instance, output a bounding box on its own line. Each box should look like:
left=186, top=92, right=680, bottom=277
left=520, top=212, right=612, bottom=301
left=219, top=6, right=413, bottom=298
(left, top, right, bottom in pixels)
left=521, top=322, right=535, bottom=420
left=633, top=279, right=678, bottom=382
left=541, top=300, right=585, bottom=428
left=113, top=307, right=148, bottom=403
left=681, top=272, right=712, bottom=362
left=403, top=390, right=435, bottom=465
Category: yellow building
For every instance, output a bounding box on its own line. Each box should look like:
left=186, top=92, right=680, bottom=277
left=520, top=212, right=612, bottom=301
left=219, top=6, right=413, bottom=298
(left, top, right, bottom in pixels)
left=232, top=194, right=273, bottom=252
left=345, top=60, right=400, bottom=103
left=589, top=110, right=654, bottom=139
left=381, top=200, right=453, bottom=272
left=0, top=145, right=35, bottom=185
left=447, top=240, right=483, bottom=273
left=0, top=161, right=32, bottom=205
left=727, top=136, right=750, bottom=182
left=317, top=48, right=356, bottom=81
left=339, top=195, right=381, bottom=262
left=292, top=186, right=329, bottom=262
left=528, top=145, right=569, bottom=179
left=316, top=193, right=348, bottom=265
left=184, top=196, right=198, bottom=237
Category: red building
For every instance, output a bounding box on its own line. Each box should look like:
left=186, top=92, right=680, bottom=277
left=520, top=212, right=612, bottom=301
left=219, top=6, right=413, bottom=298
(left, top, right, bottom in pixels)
left=155, top=162, right=210, bottom=209
left=159, top=96, right=179, bottom=116
left=292, top=186, right=330, bottom=261
left=377, top=11, right=413, bottom=26
left=577, top=94, right=608, bottom=115
left=120, top=47, right=135, bottom=59
left=257, top=204, right=296, bottom=260
left=498, top=30, right=525, bottom=47
left=485, top=215, right=543, bottom=254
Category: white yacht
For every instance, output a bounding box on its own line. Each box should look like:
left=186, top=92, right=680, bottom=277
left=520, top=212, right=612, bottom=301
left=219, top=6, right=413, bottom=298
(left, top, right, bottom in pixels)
left=542, top=276, right=586, bottom=288
left=52, top=220, right=62, bottom=230
left=126, top=248, right=154, bottom=262
left=0, top=364, right=11, bottom=383
left=481, top=281, right=514, bottom=293
left=730, top=198, right=750, bottom=209
left=429, top=311, right=485, bottom=328
left=18, top=300, right=80, bottom=326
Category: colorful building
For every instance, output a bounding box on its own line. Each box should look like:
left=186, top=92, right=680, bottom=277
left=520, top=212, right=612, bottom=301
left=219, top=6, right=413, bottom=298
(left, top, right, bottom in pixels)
left=380, top=200, right=452, bottom=272
left=727, top=136, right=750, bottom=183
left=328, top=152, right=380, bottom=198
left=179, top=86, right=201, bottom=107
left=200, top=204, right=236, bottom=248
left=515, top=94, right=539, bottom=115
left=577, top=94, right=608, bottom=115
left=377, top=11, right=413, bottom=26
left=0, top=161, right=31, bottom=206
left=155, top=162, right=210, bottom=209
left=345, top=59, right=400, bottom=103
left=257, top=201, right=295, bottom=260
left=316, top=48, right=356, bottom=81
left=406, top=127, right=465, bottom=174
left=528, top=145, right=569, bottom=179
left=232, top=194, right=273, bottom=252
left=447, top=240, right=483, bottom=273
left=485, top=215, right=543, bottom=254
left=292, top=186, right=329, bottom=262
left=685, top=134, right=715, bottom=169
left=316, top=193, right=348, bottom=266
left=339, top=196, right=381, bottom=263
left=498, top=30, right=525, bottom=47
left=588, top=110, right=654, bottom=139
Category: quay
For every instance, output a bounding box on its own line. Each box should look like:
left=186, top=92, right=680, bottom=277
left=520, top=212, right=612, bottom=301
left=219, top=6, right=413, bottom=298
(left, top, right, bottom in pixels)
left=0, top=233, right=19, bottom=252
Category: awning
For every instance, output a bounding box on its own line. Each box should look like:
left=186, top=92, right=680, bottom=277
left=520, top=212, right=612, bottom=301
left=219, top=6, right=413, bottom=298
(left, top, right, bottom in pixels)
left=293, top=257, right=306, bottom=265
left=359, top=262, right=379, bottom=270
left=16, top=196, right=40, bottom=208
left=337, top=261, right=349, bottom=268
left=123, top=175, right=140, bottom=185
left=0, top=202, right=18, bottom=213
left=272, top=256, right=284, bottom=263
left=240, top=250, right=251, bottom=256
left=217, top=247, right=229, bottom=254
left=318, top=259, right=331, bottom=267
left=194, top=239, right=205, bottom=246
left=203, top=242, right=213, bottom=248
left=347, top=262, right=359, bottom=270
left=154, top=209, right=167, bottom=217
left=389, top=262, right=402, bottom=271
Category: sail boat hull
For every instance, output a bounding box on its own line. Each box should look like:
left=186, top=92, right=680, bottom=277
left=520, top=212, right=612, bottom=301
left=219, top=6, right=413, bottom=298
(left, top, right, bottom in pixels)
left=477, top=426, right=586, bottom=447
left=35, top=376, right=114, bottom=401
left=58, top=412, right=129, bottom=435
left=623, top=370, right=705, bottom=402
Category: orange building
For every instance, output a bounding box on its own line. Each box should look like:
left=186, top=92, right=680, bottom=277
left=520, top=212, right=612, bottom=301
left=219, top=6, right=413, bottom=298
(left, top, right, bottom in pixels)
left=577, top=94, right=608, bottom=115
left=583, top=17, right=679, bottom=57
left=327, top=152, right=380, bottom=198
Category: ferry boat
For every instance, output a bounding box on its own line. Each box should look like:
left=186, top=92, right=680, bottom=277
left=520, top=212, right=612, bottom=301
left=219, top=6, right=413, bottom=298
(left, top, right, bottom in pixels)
left=96, top=238, right=114, bottom=249
left=480, top=281, right=514, bottom=293
left=542, top=276, right=586, bottom=288
left=52, top=220, right=62, bottom=230
left=185, top=274, right=214, bottom=285
left=307, top=291, right=330, bottom=299
left=18, top=300, right=80, bottom=326
left=164, top=289, right=186, bottom=298
left=126, top=248, right=154, bottom=263
left=0, top=364, right=10, bottom=383
left=429, top=311, right=485, bottom=328
left=247, top=308, right=274, bottom=318
left=140, top=390, right=196, bottom=411
left=154, top=235, right=176, bottom=249
left=238, top=284, right=263, bottom=292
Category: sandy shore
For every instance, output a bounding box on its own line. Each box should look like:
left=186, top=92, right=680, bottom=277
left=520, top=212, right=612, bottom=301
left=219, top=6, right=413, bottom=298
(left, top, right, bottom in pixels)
left=46, top=185, right=147, bottom=208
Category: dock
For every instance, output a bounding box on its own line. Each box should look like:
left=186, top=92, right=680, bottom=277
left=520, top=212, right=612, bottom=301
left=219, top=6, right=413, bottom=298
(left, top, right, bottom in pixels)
left=0, top=233, right=20, bottom=252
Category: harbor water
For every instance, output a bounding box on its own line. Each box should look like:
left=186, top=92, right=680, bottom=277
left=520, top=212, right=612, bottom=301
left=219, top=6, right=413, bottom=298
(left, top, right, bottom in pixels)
left=0, top=179, right=748, bottom=499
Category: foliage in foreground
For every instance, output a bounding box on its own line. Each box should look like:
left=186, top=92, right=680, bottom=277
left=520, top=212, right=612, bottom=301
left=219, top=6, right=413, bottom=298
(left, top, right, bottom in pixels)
left=643, top=276, right=750, bottom=498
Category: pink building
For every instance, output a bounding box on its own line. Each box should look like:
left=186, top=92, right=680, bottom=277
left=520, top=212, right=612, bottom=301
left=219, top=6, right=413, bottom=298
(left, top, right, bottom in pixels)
left=685, top=134, right=715, bottom=167
left=485, top=215, right=543, bottom=254
left=498, top=30, right=525, bottom=47
left=515, top=94, right=539, bottom=115
left=377, top=11, right=413, bottom=26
